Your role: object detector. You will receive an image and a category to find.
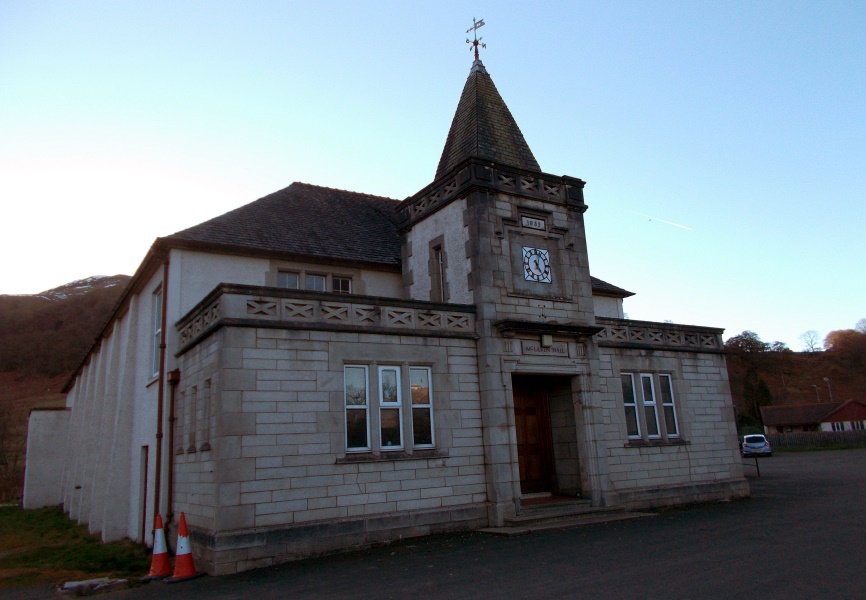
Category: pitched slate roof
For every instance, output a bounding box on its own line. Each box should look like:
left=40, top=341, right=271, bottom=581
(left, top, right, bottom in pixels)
left=165, top=182, right=633, bottom=297
left=165, top=182, right=402, bottom=266
left=760, top=403, right=842, bottom=427
left=435, top=59, right=540, bottom=180
left=590, top=277, right=635, bottom=298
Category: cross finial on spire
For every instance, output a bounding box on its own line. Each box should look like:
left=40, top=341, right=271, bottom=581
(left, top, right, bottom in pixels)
left=465, top=17, right=486, bottom=60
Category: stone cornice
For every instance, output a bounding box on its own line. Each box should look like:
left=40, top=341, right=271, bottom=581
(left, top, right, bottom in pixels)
left=494, top=319, right=603, bottom=339
left=596, top=317, right=725, bottom=353
left=175, top=285, right=478, bottom=355
left=398, top=158, right=587, bottom=233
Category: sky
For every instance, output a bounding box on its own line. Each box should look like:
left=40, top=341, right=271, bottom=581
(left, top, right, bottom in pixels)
left=1, top=1, right=864, bottom=350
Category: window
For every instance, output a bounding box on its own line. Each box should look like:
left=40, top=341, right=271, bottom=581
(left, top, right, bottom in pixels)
left=854, top=421, right=865, bottom=431
left=379, top=367, right=403, bottom=450
left=151, top=286, right=163, bottom=377
left=186, top=386, right=197, bottom=453
left=410, top=367, right=434, bottom=447
left=831, top=422, right=845, bottom=432
left=432, top=247, right=445, bottom=302
left=332, top=276, right=352, bottom=294
left=621, top=374, right=640, bottom=437
left=199, top=379, right=211, bottom=451
left=305, top=274, right=326, bottom=292
left=344, top=364, right=435, bottom=454
left=621, top=372, right=679, bottom=441
left=278, top=271, right=300, bottom=289
left=640, top=374, right=660, bottom=438
left=428, top=236, right=448, bottom=303
left=344, top=366, right=370, bottom=451
left=658, top=374, right=679, bottom=437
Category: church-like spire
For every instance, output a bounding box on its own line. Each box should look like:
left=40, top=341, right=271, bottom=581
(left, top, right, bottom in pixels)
left=434, top=54, right=541, bottom=180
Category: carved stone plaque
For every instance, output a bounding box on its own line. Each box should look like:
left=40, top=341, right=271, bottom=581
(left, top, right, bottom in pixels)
left=521, top=340, right=568, bottom=357
left=521, top=216, right=545, bottom=231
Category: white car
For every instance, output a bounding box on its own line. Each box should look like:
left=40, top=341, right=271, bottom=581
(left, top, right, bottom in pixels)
left=742, top=434, right=772, bottom=457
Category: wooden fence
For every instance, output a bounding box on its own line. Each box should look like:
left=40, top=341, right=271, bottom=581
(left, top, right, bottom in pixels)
left=766, top=430, right=866, bottom=450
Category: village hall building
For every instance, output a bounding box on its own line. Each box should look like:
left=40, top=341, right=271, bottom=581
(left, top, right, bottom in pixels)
left=24, top=52, right=748, bottom=575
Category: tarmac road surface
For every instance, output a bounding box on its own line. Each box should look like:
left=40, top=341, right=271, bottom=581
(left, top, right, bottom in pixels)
left=12, top=449, right=866, bottom=600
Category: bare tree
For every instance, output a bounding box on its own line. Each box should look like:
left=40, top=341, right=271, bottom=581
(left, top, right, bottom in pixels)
left=799, top=330, right=821, bottom=352
left=855, top=318, right=866, bottom=334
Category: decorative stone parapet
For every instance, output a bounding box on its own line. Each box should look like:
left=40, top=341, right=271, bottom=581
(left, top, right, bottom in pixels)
left=176, top=284, right=477, bottom=354
left=596, top=317, right=724, bottom=353
left=397, top=157, right=587, bottom=232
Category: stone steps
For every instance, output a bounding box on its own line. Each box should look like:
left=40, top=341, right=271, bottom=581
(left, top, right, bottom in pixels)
left=478, top=499, right=656, bottom=537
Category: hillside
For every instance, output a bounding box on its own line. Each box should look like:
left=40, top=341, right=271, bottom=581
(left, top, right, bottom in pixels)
left=0, top=275, right=130, bottom=500
left=726, top=332, right=866, bottom=431
left=0, top=275, right=130, bottom=379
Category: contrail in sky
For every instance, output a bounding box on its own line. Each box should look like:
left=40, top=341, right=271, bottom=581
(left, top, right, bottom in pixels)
left=631, top=211, right=694, bottom=231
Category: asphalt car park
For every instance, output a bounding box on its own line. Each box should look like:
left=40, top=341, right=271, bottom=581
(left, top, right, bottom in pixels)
left=11, top=449, right=866, bottom=600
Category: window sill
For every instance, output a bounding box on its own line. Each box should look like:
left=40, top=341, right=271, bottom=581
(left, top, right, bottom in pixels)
left=336, top=449, right=446, bottom=464
left=624, top=438, right=689, bottom=448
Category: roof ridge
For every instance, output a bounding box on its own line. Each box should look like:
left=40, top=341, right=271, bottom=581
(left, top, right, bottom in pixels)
left=293, top=181, right=400, bottom=203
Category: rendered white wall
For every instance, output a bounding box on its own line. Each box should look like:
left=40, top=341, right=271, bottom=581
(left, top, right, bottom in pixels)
left=174, top=250, right=270, bottom=315
left=23, top=410, right=70, bottom=509
left=593, top=296, right=624, bottom=318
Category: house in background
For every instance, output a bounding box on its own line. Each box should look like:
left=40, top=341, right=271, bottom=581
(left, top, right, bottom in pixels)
left=24, top=54, right=748, bottom=575
left=760, top=400, right=866, bottom=434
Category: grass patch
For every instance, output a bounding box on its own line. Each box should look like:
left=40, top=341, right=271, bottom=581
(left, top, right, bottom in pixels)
left=0, top=505, right=150, bottom=589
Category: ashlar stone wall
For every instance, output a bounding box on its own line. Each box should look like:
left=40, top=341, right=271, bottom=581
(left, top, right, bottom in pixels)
left=176, top=324, right=488, bottom=574
left=597, top=346, right=748, bottom=508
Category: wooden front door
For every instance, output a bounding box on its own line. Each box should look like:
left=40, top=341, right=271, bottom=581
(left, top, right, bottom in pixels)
left=513, top=377, right=555, bottom=494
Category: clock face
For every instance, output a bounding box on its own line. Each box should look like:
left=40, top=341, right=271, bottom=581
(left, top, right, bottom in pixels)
left=522, top=247, right=552, bottom=283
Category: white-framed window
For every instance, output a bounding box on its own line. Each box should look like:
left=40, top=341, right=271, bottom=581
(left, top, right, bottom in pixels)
left=344, top=366, right=370, bottom=451
left=410, top=367, right=434, bottom=448
left=639, top=374, right=661, bottom=438
left=854, top=421, right=865, bottom=431
left=151, top=286, right=163, bottom=378
left=332, top=276, right=352, bottom=294
left=831, top=422, right=845, bottom=432
left=305, top=274, right=326, bottom=292
left=277, top=271, right=300, bottom=289
left=621, top=373, right=640, bottom=437
left=659, top=374, right=679, bottom=437
left=277, top=270, right=354, bottom=294
left=343, top=364, right=435, bottom=454
left=379, top=366, right=403, bottom=450
left=621, top=372, right=680, bottom=441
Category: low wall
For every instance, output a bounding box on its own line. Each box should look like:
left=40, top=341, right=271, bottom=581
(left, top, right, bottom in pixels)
left=23, top=408, right=70, bottom=509
left=766, top=431, right=866, bottom=450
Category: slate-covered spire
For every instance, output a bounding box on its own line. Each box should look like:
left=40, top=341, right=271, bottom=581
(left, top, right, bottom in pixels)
left=435, top=59, right=540, bottom=180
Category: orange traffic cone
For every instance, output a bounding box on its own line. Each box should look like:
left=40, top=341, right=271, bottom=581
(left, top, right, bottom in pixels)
left=165, top=512, right=205, bottom=583
left=141, top=514, right=171, bottom=582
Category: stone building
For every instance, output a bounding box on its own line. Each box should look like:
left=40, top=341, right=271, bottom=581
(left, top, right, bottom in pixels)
left=24, top=56, right=748, bottom=575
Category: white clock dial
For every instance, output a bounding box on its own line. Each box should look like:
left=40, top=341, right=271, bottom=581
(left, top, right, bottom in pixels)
left=522, top=247, right=552, bottom=283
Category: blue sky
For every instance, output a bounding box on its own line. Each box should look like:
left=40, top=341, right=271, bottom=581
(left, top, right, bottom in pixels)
left=1, top=1, right=864, bottom=350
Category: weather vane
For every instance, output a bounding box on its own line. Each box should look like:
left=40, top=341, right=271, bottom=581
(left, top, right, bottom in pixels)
left=466, top=17, right=486, bottom=60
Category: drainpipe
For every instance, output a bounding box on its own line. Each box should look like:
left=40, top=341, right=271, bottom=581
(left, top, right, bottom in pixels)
left=165, top=368, right=181, bottom=537
left=152, top=258, right=169, bottom=539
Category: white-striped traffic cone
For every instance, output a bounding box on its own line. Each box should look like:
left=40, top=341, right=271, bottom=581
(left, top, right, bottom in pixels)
left=141, top=514, right=171, bottom=582
left=165, top=512, right=205, bottom=583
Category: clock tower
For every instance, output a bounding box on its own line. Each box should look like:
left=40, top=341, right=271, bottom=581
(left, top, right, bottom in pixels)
left=398, top=52, right=612, bottom=523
